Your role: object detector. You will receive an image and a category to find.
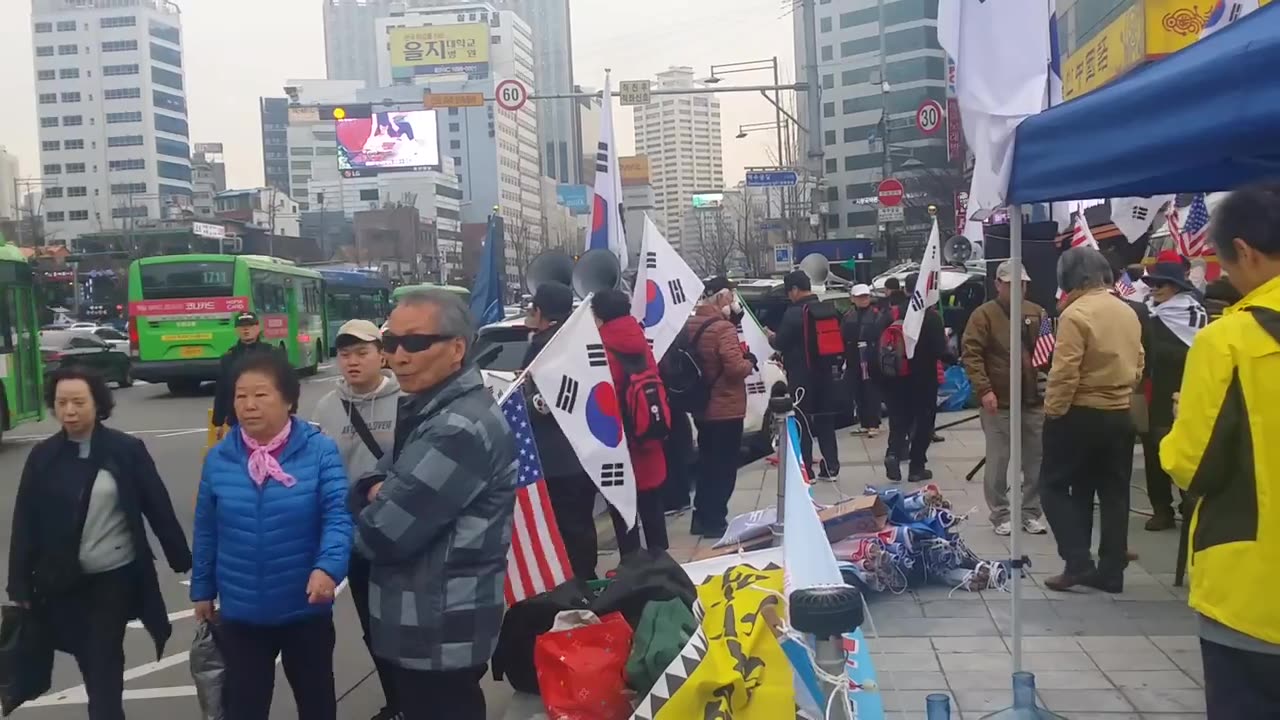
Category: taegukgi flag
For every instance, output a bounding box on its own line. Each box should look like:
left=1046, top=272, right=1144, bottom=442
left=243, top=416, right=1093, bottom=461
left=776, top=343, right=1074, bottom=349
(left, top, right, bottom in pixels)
left=1110, top=195, right=1174, bottom=243
left=904, top=217, right=942, bottom=359
left=1201, top=0, right=1260, bottom=38
left=588, top=73, right=629, bottom=272
left=527, top=299, right=637, bottom=527
left=736, top=298, right=774, bottom=429
left=631, top=215, right=703, bottom=360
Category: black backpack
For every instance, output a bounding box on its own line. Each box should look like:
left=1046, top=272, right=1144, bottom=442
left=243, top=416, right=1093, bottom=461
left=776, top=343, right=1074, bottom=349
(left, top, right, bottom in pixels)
left=659, top=317, right=728, bottom=414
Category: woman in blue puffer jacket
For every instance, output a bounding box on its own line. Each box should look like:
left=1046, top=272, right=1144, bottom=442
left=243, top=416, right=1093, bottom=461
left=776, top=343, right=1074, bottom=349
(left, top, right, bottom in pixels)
left=190, top=351, right=352, bottom=720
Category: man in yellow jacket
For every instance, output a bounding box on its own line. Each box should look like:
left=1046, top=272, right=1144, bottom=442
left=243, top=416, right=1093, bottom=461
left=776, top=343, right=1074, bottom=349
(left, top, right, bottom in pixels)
left=1161, top=183, right=1280, bottom=718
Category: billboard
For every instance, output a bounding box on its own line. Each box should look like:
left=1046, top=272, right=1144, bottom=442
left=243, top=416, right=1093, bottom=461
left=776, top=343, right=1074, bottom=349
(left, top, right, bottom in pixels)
left=1062, top=3, right=1144, bottom=100
left=336, top=109, right=441, bottom=178
left=556, top=184, right=591, bottom=215
left=1145, top=0, right=1274, bottom=57
left=619, top=155, right=650, bottom=186
left=691, top=192, right=724, bottom=209
left=389, top=24, right=490, bottom=80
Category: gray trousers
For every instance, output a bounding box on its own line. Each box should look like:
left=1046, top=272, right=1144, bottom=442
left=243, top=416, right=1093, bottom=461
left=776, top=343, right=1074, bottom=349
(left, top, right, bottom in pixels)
left=981, top=406, right=1044, bottom=524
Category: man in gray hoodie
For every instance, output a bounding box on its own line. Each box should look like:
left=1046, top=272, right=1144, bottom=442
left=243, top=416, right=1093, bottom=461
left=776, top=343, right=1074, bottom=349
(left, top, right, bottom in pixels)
left=312, top=318, right=402, bottom=720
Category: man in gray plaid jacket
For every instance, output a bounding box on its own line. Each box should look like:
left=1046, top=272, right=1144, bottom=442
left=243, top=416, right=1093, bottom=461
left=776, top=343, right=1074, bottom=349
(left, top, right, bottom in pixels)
left=349, top=288, right=517, bottom=720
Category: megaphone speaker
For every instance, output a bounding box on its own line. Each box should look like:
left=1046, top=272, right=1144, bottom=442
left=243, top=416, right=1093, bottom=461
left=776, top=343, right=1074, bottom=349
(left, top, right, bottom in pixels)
left=572, top=248, right=622, bottom=298
left=526, top=250, right=575, bottom=295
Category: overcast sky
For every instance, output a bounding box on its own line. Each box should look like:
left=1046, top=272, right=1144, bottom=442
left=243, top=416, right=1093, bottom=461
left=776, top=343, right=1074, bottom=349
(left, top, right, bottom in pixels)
left=0, top=0, right=796, bottom=189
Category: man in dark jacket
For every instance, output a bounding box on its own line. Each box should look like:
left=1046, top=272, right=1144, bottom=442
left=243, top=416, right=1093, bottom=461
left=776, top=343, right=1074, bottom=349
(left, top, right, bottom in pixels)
left=880, top=272, right=951, bottom=482
left=841, top=283, right=882, bottom=437
left=769, top=270, right=841, bottom=479
left=212, top=311, right=286, bottom=435
left=350, top=288, right=517, bottom=719
left=520, top=283, right=599, bottom=580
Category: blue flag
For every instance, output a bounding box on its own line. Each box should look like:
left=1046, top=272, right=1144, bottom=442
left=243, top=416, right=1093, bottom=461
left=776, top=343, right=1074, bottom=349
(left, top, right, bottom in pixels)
left=469, top=213, right=505, bottom=326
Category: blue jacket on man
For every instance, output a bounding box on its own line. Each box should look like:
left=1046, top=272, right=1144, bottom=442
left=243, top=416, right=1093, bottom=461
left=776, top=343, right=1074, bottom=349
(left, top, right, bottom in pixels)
left=191, top=417, right=353, bottom=625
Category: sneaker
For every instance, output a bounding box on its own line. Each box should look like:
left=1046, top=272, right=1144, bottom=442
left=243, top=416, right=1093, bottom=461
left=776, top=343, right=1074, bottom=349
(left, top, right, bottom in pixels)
left=1023, top=517, right=1048, bottom=535
left=849, top=427, right=868, bottom=436
left=866, top=428, right=881, bottom=438
left=994, top=521, right=1012, bottom=536
left=817, top=460, right=840, bottom=481
left=884, top=455, right=902, bottom=482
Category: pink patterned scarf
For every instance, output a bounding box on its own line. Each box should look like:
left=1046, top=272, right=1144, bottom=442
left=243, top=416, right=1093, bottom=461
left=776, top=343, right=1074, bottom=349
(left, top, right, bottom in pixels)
left=241, top=423, right=297, bottom=488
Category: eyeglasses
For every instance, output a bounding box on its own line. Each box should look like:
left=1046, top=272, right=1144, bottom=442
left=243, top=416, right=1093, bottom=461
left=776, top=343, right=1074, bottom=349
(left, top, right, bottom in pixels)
left=382, top=332, right=456, bottom=354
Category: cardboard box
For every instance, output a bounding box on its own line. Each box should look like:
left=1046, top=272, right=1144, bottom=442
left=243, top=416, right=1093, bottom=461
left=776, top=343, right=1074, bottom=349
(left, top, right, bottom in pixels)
left=818, top=495, right=889, bottom=542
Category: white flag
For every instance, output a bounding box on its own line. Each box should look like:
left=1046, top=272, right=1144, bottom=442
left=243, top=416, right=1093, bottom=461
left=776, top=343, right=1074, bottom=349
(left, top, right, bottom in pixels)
left=631, top=216, right=703, bottom=360
left=736, top=296, right=775, bottom=429
left=780, top=419, right=842, bottom=598
left=939, top=0, right=1051, bottom=218
left=904, top=217, right=942, bottom=359
left=1201, top=0, right=1259, bottom=38
left=587, top=74, right=628, bottom=272
left=527, top=300, right=637, bottom=527
left=1110, top=195, right=1174, bottom=244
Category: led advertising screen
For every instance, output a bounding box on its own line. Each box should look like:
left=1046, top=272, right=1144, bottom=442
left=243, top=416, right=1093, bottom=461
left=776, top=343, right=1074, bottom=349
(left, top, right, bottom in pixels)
left=337, top=110, right=441, bottom=178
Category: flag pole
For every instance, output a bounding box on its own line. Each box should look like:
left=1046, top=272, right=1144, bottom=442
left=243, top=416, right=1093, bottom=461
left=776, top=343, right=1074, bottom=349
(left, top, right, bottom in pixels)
left=1008, top=207, right=1025, bottom=675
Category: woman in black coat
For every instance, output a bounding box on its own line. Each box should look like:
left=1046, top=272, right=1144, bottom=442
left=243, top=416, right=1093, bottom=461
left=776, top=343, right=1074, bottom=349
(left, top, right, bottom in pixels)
left=6, top=367, right=191, bottom=720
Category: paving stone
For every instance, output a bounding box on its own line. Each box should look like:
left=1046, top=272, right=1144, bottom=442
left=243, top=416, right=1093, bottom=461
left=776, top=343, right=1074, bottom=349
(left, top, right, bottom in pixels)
left=873, top=652, right=941, bottom=672
left=1012, top=636, right=1082, bottom=652
left=1106, top=670, right=1200, bottom=689
left=1021, top=651, right=1099, bottom=671
left=1088, top=650, right=1180, bottom=672
left=1122, top=688, right=1207, bottom=714
left=938, top=652, right=1012, bottom=673
left=1163, top=650, right=1206, bottom=684
left=1037, top=689, right=1137, bottom=713
left=881, top=689, right=955, bottom=712
left=1017, top=670, right=1115, bottom=690
left=1150, top=635, right=1200, bottom=654
left=941, top=670, right=1014, bottom=690
left=876, top=617, right=1001, bottom=637
left=932, top=636, right=1008, bottom=653
left=952, top=688, right=1025, bottom=714
left=921, top=600, right=991, bottom=618
left=874, top=670, right=947, bottom=691
left=1078, top=636, right=1157, bottom=653
left=868, top=637, right=934, bottom=653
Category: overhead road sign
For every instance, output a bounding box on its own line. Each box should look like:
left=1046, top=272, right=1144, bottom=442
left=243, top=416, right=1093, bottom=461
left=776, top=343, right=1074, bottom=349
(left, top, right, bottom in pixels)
left=745, top=169, right=800, bottom=188
left=425, top=92, right=485, bottom=109
left=618, top=80, right=652, bottom=106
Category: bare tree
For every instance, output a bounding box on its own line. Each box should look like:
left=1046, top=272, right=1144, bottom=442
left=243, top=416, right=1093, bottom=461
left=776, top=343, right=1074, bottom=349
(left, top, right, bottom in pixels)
left=506, top=212, right=540, bottom=293
left=735, top=198, right=771, bottom=277
left=689, top=210, right=738, bottom=277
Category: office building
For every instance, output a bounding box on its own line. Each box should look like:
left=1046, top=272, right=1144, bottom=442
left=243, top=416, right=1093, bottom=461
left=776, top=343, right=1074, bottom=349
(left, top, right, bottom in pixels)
left=190, top=142, right=226, bottom=215
left=632, top=67, right=724, bottom=260
left=792, top=0, right=950, bottom=247
left=260, top=97, right=291, bottom=195
left=272, top=78, right=366, bottom=212
left=31, top=0, right=193, bottom=243
left=0, top=148, right=19, bottom=221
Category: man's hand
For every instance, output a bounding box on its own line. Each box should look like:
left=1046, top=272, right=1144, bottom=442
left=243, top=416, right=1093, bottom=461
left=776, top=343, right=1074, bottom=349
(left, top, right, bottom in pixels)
left=981, top=392, right=999, bottom=414
left=306, top=569, right=337, bottom=605
left=193, top=600, right=218, bottom=624
left=366, top=482, right=384, bottom=504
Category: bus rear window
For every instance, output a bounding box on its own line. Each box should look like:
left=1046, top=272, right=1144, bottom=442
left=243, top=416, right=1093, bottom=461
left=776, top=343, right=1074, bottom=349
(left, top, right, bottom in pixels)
left=140, top=261, right=234, bottom=299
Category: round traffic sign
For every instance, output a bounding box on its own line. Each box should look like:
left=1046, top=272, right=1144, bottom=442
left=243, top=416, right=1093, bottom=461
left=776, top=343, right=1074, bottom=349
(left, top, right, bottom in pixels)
left=877, top=178, right=905, bottom=207
left=495, top=78, right=529, bottom=112
left=916, top=99, right=943, bottom=135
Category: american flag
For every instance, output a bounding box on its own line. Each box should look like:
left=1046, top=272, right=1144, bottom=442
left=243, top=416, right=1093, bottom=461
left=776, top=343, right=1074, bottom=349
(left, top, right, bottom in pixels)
left=1114, top=272, right=1137, bottom=298
left=1178, top=194, right=1211, bottom=258
left=500, top=389, right=572, bottom=605
left=1071, top=215, right=1099, bottom=249
left=1032, top=315, right=1056, bottom=368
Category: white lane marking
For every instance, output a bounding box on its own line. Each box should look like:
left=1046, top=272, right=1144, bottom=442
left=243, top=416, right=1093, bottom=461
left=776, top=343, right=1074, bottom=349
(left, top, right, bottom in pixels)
left=155, top=429, right=208, bottom=438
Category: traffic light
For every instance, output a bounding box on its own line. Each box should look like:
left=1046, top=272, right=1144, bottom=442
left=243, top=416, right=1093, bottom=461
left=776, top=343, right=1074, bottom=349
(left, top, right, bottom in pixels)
left=319, top=104, right=372, bottom=121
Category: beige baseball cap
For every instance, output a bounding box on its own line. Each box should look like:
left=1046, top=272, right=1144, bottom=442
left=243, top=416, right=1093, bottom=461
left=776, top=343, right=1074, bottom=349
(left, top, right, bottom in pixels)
left=336, top=319, right=382, bottom=344
left=996, top=260, right=1031, bottom=282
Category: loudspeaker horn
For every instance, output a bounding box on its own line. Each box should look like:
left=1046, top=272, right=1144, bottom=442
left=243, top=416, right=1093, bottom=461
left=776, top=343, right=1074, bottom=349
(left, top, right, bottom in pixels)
left=572, top=248, right=622, bottom=298
left=943, top=234, right=974, bottom=265
left=799, top=252, right=830, bottom=287
left=526, top=250, right=574, bottom=295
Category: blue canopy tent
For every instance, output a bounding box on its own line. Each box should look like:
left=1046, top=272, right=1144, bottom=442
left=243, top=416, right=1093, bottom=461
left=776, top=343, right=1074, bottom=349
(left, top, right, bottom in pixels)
left=1007, top=3, right=1280, bottom=205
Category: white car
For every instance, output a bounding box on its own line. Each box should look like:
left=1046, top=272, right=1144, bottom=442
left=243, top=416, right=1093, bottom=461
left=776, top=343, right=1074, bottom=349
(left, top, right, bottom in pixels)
left=87, top=326, right=131, bottom=353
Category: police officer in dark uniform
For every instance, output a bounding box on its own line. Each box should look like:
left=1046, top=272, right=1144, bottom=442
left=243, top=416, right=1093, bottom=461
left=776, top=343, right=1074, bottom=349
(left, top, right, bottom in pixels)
left=212, top=311, right=287, bottom=437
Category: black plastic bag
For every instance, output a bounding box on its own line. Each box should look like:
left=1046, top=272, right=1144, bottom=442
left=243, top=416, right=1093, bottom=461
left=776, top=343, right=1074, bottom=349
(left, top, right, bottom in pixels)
left=591, top=550, right=696, bottom=629
left=189, top=622, right=225, bottom=720
left=0, top=604, right=53, bottom=717
left=491, top=578, right=592, bottom=693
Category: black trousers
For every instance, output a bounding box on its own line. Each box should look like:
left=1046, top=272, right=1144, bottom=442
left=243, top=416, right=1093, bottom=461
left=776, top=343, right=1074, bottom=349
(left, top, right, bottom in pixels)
left=661, top=410, right=696, bottom=511
left=1201, top=637, right=1280, bottom=719
left=546, top=471, right=600, bottom=581
left=1142, top=426, right=1183, bottom=515
left=796, top=385, right=840, bottom=475
left=349, top=553, right=400, bottom=710
left=1040, top=407, right=1134, bottom=577
left=219, top=614, right=337, bottom=720
left=612, top=488, right=669, bottom=556
left=849, top=371, right=882, bottom=429
left=47, top=564, right=137, bottom=720
left=693, top=418, right=745, bottom=528
left=393, top=664, right=487, bottom=720
left=883, top=377, right=938, bottom=470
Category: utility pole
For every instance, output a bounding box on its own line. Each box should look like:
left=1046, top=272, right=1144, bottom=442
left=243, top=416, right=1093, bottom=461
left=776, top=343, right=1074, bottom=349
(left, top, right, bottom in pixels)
left=801, top=0, right=825, bottom=242
left=877, top=0, right=896, bottom=261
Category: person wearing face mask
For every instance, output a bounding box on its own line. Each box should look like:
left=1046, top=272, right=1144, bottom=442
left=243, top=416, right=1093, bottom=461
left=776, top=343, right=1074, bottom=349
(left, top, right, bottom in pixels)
left=311, top=319, right=402, bottom=720
left=8, top=367, right=191, bottom=720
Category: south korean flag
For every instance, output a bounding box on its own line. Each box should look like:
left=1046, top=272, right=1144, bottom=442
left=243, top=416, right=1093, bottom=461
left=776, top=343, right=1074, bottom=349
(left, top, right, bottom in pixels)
left=1110, top=195, right=1174, bottom=244
left=528, top=299, right=638, bottom=527
left=631, top=215, right=704, bottom=361
left=736, top=296, right=775, bottom=426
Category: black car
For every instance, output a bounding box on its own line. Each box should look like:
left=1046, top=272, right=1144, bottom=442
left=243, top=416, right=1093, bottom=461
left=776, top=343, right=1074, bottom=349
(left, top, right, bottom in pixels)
left=41, top=330, right=134, bottom=388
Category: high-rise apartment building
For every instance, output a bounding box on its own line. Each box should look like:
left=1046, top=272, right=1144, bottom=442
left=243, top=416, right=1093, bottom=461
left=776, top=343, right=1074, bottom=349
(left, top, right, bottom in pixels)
left=632, top=67, right=724, bottom=260
left=31, top=0, right=193, bottom=243
left=0, top=148, right=19, bottom=221
left=190, top=142, right=226, bottom=215
left=260, top=97, right=291, bottom=195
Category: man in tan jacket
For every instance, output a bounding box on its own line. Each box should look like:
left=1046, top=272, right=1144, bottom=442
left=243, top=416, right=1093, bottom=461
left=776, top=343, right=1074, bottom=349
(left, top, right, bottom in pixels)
left=962, top=261, right=1049, bottom=537
left=1040, top=247, right=1145, bottom=594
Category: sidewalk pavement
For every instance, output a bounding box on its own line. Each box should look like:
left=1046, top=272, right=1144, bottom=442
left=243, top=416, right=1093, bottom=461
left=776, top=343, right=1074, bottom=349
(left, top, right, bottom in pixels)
left=653, top=410, right=1206, bottom=719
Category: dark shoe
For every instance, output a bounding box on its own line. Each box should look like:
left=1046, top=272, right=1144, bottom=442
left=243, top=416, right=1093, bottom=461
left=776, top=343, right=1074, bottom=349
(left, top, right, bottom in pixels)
left=932, top=433, right=945, bottom=443
left=907, top=468, right=934, bottom=483
left=884, top=454, right=902, bottom=482
left=818, top=460, right=840, bottom=481
left=1082, top=572, right=1124, bottom=594
left=1144, top=510, right=1176, bottom=531
left=665, top=501, right=692, bottom=517
left=700, top=523, right=728, bottom=540
left=1043, top=570, right=1092, bottom=592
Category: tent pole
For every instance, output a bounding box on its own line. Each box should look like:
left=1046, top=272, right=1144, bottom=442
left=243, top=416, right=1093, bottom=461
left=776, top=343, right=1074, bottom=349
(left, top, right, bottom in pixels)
left=1008, top=207, right=1025, bottom=674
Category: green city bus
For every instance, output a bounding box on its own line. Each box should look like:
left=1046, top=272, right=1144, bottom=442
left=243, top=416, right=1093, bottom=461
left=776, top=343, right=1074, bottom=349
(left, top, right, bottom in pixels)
left=0, top=241, right=43, bottom=443
left=128, top=254, right=327, bottom=393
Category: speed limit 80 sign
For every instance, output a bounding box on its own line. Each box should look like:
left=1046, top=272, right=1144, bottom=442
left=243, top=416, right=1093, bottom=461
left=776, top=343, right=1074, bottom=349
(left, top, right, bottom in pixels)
left=495, top=78, right=529, bottom=112
left=916, top=99, right=943, bottom=136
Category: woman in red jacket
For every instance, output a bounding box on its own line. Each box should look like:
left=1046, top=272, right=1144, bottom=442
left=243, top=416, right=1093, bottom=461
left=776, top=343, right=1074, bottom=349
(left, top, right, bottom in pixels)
left=590, top=290, right=669, bottom=555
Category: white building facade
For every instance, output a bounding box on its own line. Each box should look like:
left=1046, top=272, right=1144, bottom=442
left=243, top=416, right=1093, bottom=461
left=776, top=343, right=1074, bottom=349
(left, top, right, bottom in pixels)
left=632, top=67, right=724, bottom=261
left=31, top=0, right=192, bottom=244
left=0, top=148, right=19, bottom=221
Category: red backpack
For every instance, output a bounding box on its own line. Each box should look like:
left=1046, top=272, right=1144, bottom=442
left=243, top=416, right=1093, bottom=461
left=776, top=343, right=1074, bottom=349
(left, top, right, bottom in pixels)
left=877, top=305, right=911, bottom=378
left=802, top=301, right=845, bottom=367
left=612, top=351, right=672, bottom=442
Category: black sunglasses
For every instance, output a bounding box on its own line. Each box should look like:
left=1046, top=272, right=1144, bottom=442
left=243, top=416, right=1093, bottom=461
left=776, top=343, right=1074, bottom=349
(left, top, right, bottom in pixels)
left=382, top=332, right=456, bottom=354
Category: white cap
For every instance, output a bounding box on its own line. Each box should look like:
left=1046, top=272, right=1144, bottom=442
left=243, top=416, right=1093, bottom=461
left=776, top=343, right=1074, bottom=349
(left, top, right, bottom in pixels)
left=850, top=283, right=872, bottom=297
left=336, top=319, right=382, bottom=344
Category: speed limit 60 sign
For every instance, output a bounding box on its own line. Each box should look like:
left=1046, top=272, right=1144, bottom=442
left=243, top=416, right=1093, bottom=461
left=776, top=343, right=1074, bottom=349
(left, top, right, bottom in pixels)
left=495, top=78, right=529, bottom=112
left=916, top=99, right=943, bottom=136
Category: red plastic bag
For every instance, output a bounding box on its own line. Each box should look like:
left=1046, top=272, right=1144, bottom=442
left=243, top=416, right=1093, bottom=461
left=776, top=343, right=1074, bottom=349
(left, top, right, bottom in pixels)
left=535, top=611, right=634, bottom=720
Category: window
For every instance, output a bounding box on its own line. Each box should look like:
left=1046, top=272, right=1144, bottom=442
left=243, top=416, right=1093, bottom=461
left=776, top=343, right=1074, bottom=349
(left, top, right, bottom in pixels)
left=289, top=147, right=314, bottom=156
left=111, top=206, right=148, bottom=219
left=61, top=92, right=81, bottom=103
left=44, top=187, right=63, bottom=199
left=64, top=139, right=84, bottom=150
left=448, top=107, right=459, bottom=116
left=157, top=161, right=191, bottom=182
left=150, top=43, right=182, bottom=67
left=38, top=93, right=57, bottom=105
left=158, top=184, right=191, bottom=199
left=822, top=74, right=834, bottom=90
left=312, top=130, right=335, bottom=142
left=46, top=211, right=65, bottom=223
left=359, top=189, right=379, bottom=201
left=57, top=44, right=78, bottom=56
left=104, top=87, right=141, bottom=100
left=111, top=182, right=147, bottom=194
left=291, top=175, right=310, bottom=186
left=290, top=160, right=311, bottom=170
left=250, top=272, right=288, bottom=314
left=56, top=20, right=77, bottom=31
left=448, top=123, right=460, bottom=132
left=151, top=66, right=183, bottom=90
left=103, top=63, right=139, bottom=76
left=154, top=113, right=189, bottom=136
left=60, top=68, right=80, bottom=79
left=149, top=21, right=180, bottom=44
left=103, top=40, right=141, bottom=53
left=100, top=15, right=136, bottom=28
left=62, top=115, right=83, bottom=126
left=108, top=134, right=144, bottom=147
left=820, top=45, right=833, bottom=62
left=152, top=89, right=185, bottom=112
left=826, top=186, right=840, bottom=202
left=37, top=69, right=56, bottom=81
left=40, top=117, right=59, bottom=128
left=824, top=158, right=837, bottom=174
left=449, top=139, right=461, bottom=149
left=68, top=210, right=89, bottom=221
left=106, top=111, right=142, bottom=123
left=824, top=130, right=837, bottom=146
left=67, top=186, right=87, bottom=198
left=826, top=214, right=840, bottom=230
left=36, top=45, right=55, bottom=57
left=34, top=22, right=52, bottom=33
left=314, top=146, right=335, bottom=155
left=823, top=102, right=835, bottom=119
left=66, top=163, right=86, bottom=174
left=155, top=138, right=189, bottom=158
left=847, top=210, right=876, bottom=228
left=820, top=16, right=832, bottom=32
left=108, top=159, right=145, bottom=171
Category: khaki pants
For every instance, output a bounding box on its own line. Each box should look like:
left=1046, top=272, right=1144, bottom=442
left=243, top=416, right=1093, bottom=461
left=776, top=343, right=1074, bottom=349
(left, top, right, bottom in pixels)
left=981, top=406, right=1044, bottom=525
